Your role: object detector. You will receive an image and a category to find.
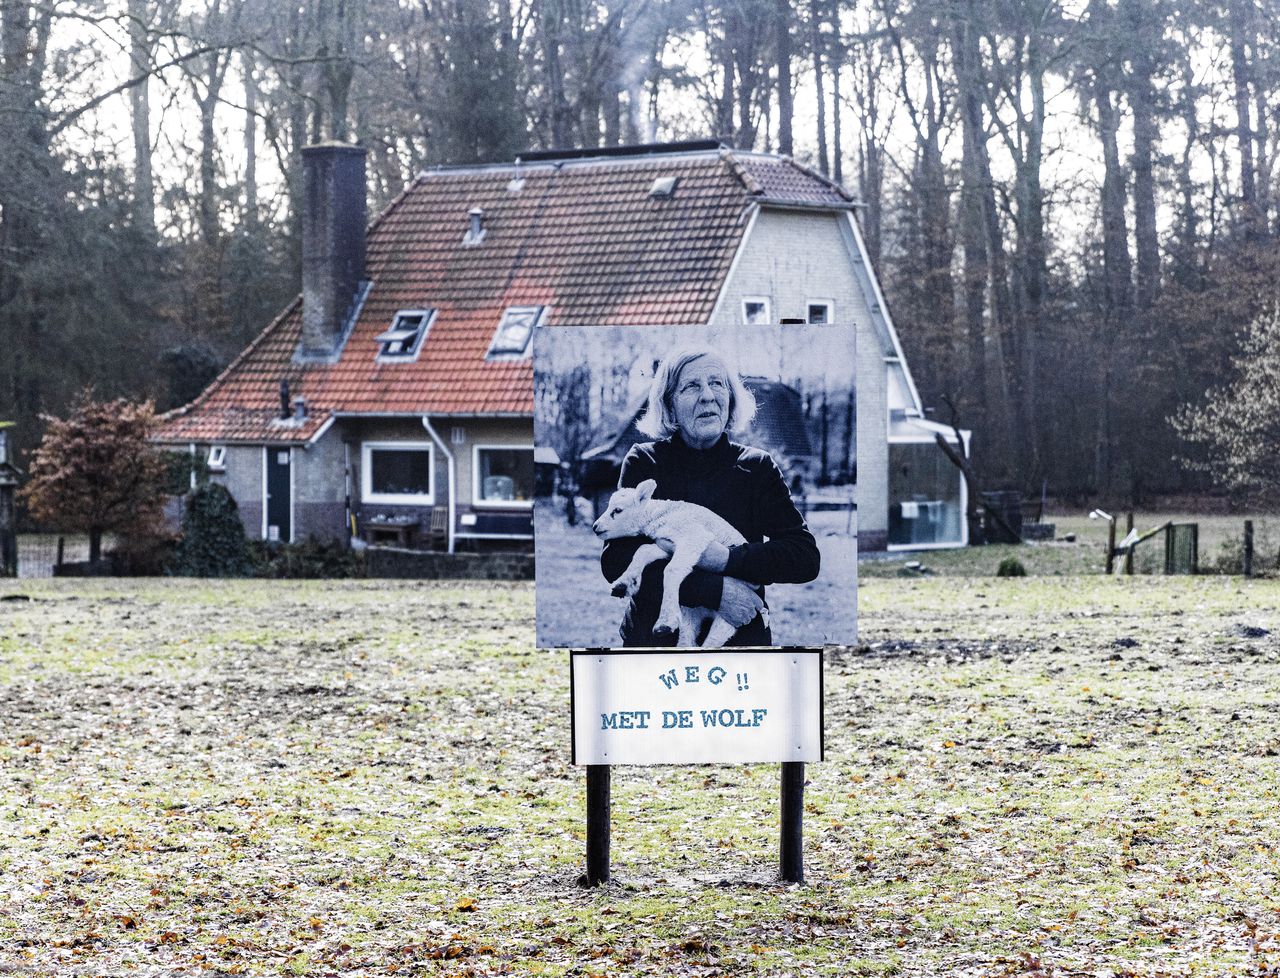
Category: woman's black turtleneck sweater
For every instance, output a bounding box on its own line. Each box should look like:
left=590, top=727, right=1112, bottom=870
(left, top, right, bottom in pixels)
left=599, top=434, right=820, bottom=646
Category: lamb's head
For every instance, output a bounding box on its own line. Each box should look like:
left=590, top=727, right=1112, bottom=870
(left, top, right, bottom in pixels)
left=592, top=479, right=657, bottom=539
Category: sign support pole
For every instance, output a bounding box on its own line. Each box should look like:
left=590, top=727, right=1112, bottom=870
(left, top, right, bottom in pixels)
left=780, top=761, right=804, bottom=883
left=585, top=764, right=611, bottom=886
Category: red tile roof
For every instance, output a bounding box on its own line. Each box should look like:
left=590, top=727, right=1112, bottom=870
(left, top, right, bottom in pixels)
left=156, top=148, right=854, bottom=444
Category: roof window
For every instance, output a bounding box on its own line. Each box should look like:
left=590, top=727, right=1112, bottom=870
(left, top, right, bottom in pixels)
left=649, top=176, right=679, bottom=199
left=487, top=306, right=543, bottom=359
left=376, top=309, right=434, bottom=361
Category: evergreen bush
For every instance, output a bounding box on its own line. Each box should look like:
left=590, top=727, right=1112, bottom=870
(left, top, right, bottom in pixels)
left=996, top=556, right=1028, bottom=577
left=170, top=483, right=256, bottom=577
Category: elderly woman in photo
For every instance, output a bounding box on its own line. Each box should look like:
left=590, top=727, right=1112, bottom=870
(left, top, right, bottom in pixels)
left=600, top=347, right=820, bottom=646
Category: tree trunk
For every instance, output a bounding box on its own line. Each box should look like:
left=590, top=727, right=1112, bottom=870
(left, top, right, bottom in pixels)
left=812, top=1, right=828, bottom=176
left=830, top=0, right=842, bottom=184
left=1012, top=42, right=1047, bottom=482
left=1121, top=0, right=1159, bottom=309
left=1228, top=0, right=1258, bottom=235
left=1096, top=86, right=1133, bottom=319
left=775, top=0, right=792, bottom=155
left=851, top=36, right=883, bottom=266
left=198, top=87, right=220, bottom=248
left=127, top=0, right=155, bottom=240
left=1094, top=69, right=1132, bottom=496
left=242, top=46, right=258, bottom=227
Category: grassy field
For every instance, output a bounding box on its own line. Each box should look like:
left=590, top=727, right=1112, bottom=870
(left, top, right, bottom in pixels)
left=1, top=576, right=1279, bottom=977
left=859, top=511, right=1280, bottom=578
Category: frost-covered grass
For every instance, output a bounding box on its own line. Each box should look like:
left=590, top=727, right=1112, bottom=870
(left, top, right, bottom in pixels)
left=1, top=577, right=1278, bottom=976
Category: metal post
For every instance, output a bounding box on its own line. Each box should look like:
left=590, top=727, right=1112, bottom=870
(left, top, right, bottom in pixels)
left=1244, top=520, right=1254, bottom=578
left=1124, top=513, right=1135, bottom=576
left=585, top=764, right=610, bottom=886
left=780, top=761, right=804, bottom=883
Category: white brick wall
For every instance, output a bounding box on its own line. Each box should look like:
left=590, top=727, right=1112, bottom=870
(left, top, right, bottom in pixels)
left=711, top=208, right=889, bottom=537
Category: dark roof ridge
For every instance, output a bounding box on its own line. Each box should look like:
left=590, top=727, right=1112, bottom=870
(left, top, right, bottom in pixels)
left=415, top=147, right=734, bottom=179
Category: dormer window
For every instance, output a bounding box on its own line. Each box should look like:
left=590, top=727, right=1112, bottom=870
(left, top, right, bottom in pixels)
left=375, top=310, right=434, bottom=361
left=486, top=305, right=543, bottom=359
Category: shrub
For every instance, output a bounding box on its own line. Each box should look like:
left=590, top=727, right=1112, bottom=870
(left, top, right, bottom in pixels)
left=170, top=483, right=255, bottom=577
left=250, top=537, right=364, bottom=579
left=996, top=556, right=1027, bottom=577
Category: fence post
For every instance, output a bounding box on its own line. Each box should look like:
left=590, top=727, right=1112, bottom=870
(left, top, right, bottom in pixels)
left=1124, top=513, right=1135, bottom=576
left=780, top=762, right=805, bottom=883
left=1105, top=519, right=1117, bottom=575
left=584, top=764, right=611, bottom=886
left=1244, top=520, right=1254, bottom=578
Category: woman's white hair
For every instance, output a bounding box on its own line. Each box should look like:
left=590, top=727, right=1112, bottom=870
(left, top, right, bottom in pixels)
left=636, top=347, right=757, bottom=440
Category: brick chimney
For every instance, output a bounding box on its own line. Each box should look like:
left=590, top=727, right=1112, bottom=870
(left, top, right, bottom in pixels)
left=299, top=143, right=367, bottom=359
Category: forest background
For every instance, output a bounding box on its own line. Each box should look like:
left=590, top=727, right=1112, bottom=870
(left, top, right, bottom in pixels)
left=1, top=0, right=1276, bottom=505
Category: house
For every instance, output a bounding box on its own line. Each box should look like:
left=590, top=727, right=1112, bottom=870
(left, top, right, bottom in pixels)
left=155, top=139, right=967, bottom=553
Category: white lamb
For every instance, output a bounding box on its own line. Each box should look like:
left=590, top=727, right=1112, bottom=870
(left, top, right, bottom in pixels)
left=593, top=478, right=765, bottom=648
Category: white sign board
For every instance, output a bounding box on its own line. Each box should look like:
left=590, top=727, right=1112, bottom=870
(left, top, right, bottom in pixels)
left=571, top=649, right=823, bottom=765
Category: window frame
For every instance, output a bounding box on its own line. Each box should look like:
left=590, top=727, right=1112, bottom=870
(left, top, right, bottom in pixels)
left=741, top=296, right=772, bottom=325
left=485, top=305, right=544, bottom=360
left=206, top=444, right=227, bottom=472
left=806, top=300, right=834, bottom=325
left=472, top=444, right=535, bottom=509
left=361, top=440, right=435, bottom=506
left=375, top=309, right=435, bottom=362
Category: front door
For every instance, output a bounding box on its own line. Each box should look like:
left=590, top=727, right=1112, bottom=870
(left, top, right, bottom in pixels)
left=266, top=447, right=292, bottom=542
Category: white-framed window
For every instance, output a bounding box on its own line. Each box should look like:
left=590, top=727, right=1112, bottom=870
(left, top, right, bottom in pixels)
left=742, top=296, right=772, bottom=325
left=375, top=309, right=435, bottom=361
left=361, top=441, right=434, bottom=505
left=206, top=445, right=227, bottom=472
left=486, top=305, right=543, bottom=359
left=807, top=300, right=833, bottom=325
left=473, top=445, right=535, bottom=508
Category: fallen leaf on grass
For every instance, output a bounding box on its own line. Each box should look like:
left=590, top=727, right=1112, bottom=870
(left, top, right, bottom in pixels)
left=455, top=896, right=478, bottom=912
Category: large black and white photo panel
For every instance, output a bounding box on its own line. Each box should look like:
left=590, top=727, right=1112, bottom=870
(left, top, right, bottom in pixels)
left=534, top=323, right=857, bottom=650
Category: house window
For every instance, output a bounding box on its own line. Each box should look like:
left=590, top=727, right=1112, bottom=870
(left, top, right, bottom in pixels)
left=206, top=445, right=227, bottom=472
left=362, top=441, right=434, bottom=505
left=888, top=442, right=964, bottom=548
left=742, top=297, right=772, bottom=325
left=487, top=306, right=542, bottom=359
left=375, top=310, right=434, bottom=360
left=807, top=301, right=833, bottom=325
left=474, top=446, right=534, bottom=507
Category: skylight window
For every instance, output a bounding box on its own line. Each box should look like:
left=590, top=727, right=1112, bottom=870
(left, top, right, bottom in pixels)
left=649, top=175, right=679, bottom=199
left=487, top=306, right=543, bottom=359
left=376, top=310, right=434, bottom=361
